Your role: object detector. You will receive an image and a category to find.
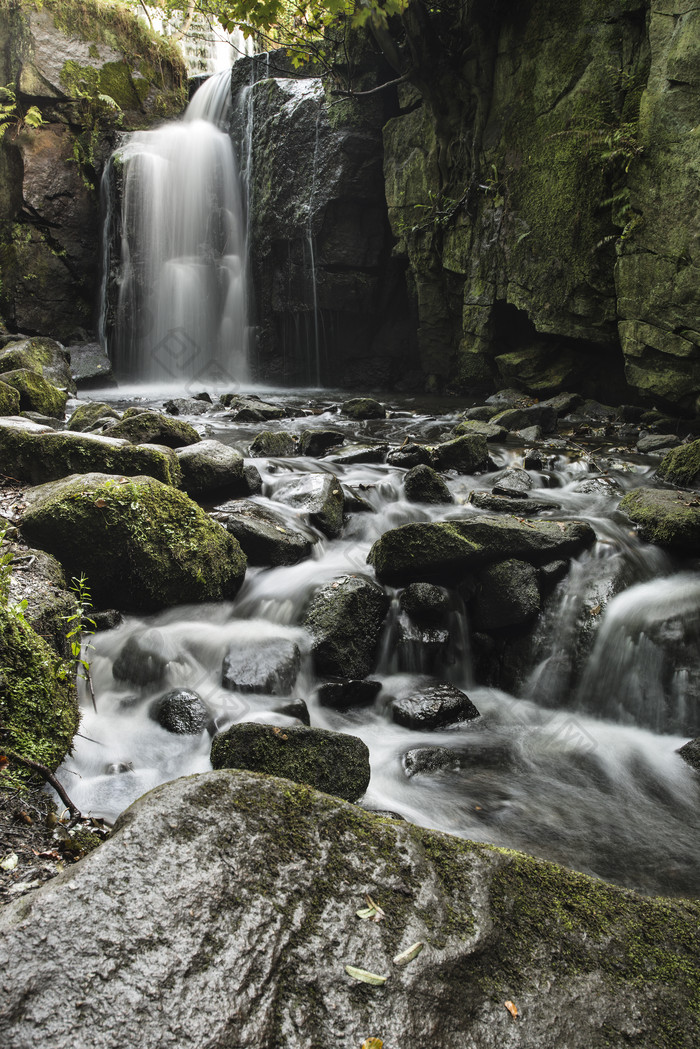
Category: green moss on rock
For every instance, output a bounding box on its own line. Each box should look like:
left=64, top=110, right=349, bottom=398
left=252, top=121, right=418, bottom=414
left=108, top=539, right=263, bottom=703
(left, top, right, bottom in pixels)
left=619, top=486, right=700, bottom=551
left=0, top=379, right=20, bottom=416
left=0, top=604, right=79, bottom=779
left=108, top=412, right=201, bottom=448
left=656, top=440, right=700, bottom=490
left=67, top=401, right=120, bottom=432
left=0, top=368, right=67, bottom=417
left=210, top=723, right=371, bottom=803
left=19, top=472, right=246, bottom=612
left=249, top=430, right=298, bottom=457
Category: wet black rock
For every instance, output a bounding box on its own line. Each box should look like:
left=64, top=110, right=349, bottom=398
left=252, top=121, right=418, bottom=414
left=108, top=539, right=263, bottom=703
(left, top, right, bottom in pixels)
left=221, top=637, right=301, bottom=695
left=150, top=689, right=208, bottom=735
left=112, top=629, right=180, bottom=687
left=299, top=429, right=345, bottom=457
left=493, top=404, right=557, bottom=433
left=304, top=575, right=390, bottom=678
left=390, top=680, right=480, bottom=730
left=221, top=395, right=286, bottom=421
left=223, top=501, right=314, bottom=566
left=678, top=738, right=700, bottom=771
left=91, top=609, right=123, bottom=632
left=538, top=559, right=570, bottom=592
left=402, top=746, right=458, bottom=777
left=386, top=442, right=433, bottom=468
left=328, top=444, right=388, bottom=464
left=316, top=678, right=382, bottom=710
left=210, top=723, right=370, bottom=802
left=249, top=430, right=298, bottom=457
left=399, top=582, right=451, bottom=623
left=404, top=463, right=453, bottom=504
left=274, top=473, right=344, bottom=538
left=342, top=397, right=386, bottom=420
left=468, top=491, right=561, bottom=515
left=163, top=397, right=211, bottom=417
left=274, top=698, right=311, bottom=725
left=473, top=559, right=541, bottom=632
left=572, top=476, right=622, bottom=495
left=619, top=487, right=700, bottom=552
left=243, top=464, right=263, bottom=494
left=491, top=466, right=533, bottom=497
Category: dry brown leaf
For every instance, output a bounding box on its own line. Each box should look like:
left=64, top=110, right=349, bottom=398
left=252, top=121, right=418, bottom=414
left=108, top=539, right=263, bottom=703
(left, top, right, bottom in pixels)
left=505, top=1000, right=518, bottom=1019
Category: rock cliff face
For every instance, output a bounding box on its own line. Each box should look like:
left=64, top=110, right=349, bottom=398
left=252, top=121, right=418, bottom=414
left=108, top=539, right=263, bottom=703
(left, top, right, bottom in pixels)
left=382, top=0, right=700, bottom=411
left=232, top=52, right=419, bottom=388
left=0, top=0, right=185, bottom=341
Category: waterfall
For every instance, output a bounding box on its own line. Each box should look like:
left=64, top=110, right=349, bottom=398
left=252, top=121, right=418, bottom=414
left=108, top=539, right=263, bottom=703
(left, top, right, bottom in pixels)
left=104, top=70, right=249, bottom=386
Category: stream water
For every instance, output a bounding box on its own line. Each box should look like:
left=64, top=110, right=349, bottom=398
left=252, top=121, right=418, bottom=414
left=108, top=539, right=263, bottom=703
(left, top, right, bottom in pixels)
left=57, top=387, right=700, bottom=899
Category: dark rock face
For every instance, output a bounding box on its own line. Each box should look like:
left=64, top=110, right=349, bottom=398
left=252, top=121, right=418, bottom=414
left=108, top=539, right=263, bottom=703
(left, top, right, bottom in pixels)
left=0, top=2, right=185, bottom=340
left=399, top=582, right=451, bottom=622
left=221, top=637, right=301, bottom=695
left=473, top=559, right=541, bottom=632
left=304, top=574, right=390, bottom=678
left=2, top=771, right=699, bottom=1049
left=432, top=434, right=489, bottom=474
left=387, top=442, right=432, bottom=468
left=175, top=439, right=246, bottom=496
left=678, top=738, right=700, bottom=771
left=210, top=723, right=370, bottom=802
left=390, top=680, right=480, bottom=729
left=222, top=501, right=315, bottom=567
left=491, top=466, right=533, bottom=498
left=316, top=678, right=382, bottom=710
left=151, top=689, right=208, bottom=735
left=249, top=430, right=298, bottom=457
left=234, top=54, right=417, bottom=387
left=298, top=428, right=345, bottom=457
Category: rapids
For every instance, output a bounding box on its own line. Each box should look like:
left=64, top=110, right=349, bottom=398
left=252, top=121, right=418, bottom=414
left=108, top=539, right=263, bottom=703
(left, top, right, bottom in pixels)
left=57, top=389, right=700, bottom=899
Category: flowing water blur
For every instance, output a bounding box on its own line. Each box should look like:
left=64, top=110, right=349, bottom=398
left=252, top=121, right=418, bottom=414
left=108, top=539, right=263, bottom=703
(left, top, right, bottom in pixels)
left=58, top=391, right=700, bottom=898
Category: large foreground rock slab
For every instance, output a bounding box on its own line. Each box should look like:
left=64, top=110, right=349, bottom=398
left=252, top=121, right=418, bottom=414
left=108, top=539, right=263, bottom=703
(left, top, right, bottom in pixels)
left=0, top=771, right=698, bottom=1049
left=368, top=515, right=595, bottom=586
left=19, top=473, right=246, bottom=612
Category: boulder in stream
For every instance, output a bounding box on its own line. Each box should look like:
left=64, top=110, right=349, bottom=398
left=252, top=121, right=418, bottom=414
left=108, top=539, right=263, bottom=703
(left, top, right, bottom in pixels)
left=298, top=428, right=345, bottom=457
left=341, top=396, right=386, bottom=419
left=150, top=688, right=209, bottom=735
left=304, top=574, right=390, bottom=678
left=453, top=418, right=508, bottom=441
left=368, top=516, right=595, bottom=586
left=222, top=502, right=315, bottom=566
left=19, top=473, right=246, bottom=612
left=249, top=430, right=298, bottom=457
left=221, top=637, right=301, bottom=695
left=2, top=770, right=699, bottom=1049
left=386, top=442, right=432, bottom=468
left=67, top=401, right=120, bottom=432
left=619, top=486, right=700, bottom=552
left=176, top=439, right=246, bottom=496
left=316, top=678, right=382, bottom=710
left=390, top=679, right=480, bottom=729
left=274, top=472, right=344, bottom=538
left=432, top=433, right=489, bottom=474
left=210, top=723, right=370, bottom=802
left=404, top=463, right=454, bottom=504
left=491, top=465, right=533, bottom=497
left=473, top=559, right=541, bottom=632
left=112, top=629, right=182, bottom=687
left=0, top=368, right=67, bottom=417
left=108, top=410, right=201, bottom=448
left=678, top=738, right=700, bottom=771
left=0, top=337, right=74, bottom=393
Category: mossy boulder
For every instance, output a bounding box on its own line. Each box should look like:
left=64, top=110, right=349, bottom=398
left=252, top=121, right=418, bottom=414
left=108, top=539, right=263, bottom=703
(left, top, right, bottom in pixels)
left=1, top=770, right=700, bottom=1047
left=0, top=417, right=182, bottom=486
left=249, top=430, right=298, bottom=457
left=108, top=412, right=201, bottom=448
left=67, top=401, right=120, bottom=432
left=0, top=381, right=21, bottom=416
left=368, top=516, right=595, bottom=586
left=19, top=472, right=246, bottom=612
left=0, top=338, right=74, bottom=393
left=619, top=486, right=700, bottom=552
left=210, top=723, right=371, bottom=802
left=304, top=574, right=390, bottom=678
left=404, top=463, right=453, bottom=504
left=453, top=418, right=508, bottom=442
left=0, top=369, right=67, bottom=418
left=341, top=396, right=386, bottom=420
left=0, top=604, right=79, bottom=781
left=298, top=429, right=345, bottom=457
left=656, top=440, right=700, bottom=490
left=431, top=433, right=489, bottom=474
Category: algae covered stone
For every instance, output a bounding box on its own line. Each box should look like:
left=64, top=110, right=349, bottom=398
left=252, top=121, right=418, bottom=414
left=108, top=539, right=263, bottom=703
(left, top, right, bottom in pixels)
left=108, top=411, right=201, bottom=448
left=404, top=463, right=453, bottom=504
left=304, top=574, right=390, bottom=678
left=342, top=396, right=386, bottom=420
left=656, top=440, right=700, bottom=490
left=0, top=604, right=79, bottom=777
left=619, top=486, right=700, bottom=552
left=249, top=430, right=298, bottom=457
left=0, top=368, right=67, bottom=418
left=210, top=723, right=371, bottom=802
left=19, top=472, right=246, bottom=612
left=432, top=433, right=489, bottom=474
left=0, top=417, right=181, bottom=486
left=0, top=380, right=21, bottom=416
left=67, top=401, right=120, bottom=432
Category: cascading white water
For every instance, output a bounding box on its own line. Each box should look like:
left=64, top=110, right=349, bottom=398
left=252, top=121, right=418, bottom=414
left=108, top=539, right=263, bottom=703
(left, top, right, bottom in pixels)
left=106, top=70, right=249, bottom=385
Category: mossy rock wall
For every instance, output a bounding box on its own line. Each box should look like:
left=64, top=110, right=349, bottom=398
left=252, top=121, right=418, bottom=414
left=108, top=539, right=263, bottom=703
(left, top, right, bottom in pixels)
left=0, top=0, right=186, bottom=341
left=382, top=0, right=700, bottom=410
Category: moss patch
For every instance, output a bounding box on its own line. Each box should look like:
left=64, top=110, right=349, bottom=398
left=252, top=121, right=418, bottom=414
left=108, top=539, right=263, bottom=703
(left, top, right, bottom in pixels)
left=656, top=440, right=700, bottom=491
